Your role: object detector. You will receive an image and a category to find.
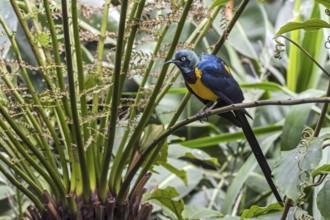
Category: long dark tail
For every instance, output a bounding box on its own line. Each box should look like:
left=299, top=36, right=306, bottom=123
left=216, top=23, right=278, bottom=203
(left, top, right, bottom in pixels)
left=234, top=110, right=283, bottom=203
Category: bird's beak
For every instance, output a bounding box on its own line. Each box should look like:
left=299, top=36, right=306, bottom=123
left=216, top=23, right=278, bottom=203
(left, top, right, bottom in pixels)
left=164, top=59, right=179, bottom=65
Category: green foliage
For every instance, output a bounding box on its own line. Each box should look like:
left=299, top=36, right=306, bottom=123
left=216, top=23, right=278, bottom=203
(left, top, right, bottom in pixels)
left=240, top=203, right=283, bottom=219
left=144, top=186, right=185, bottom=220
left=0, top=0, right=330, bottom=219
left=317, top=180, right=330, bottom=219
left=274, top=135, right=323, bottom=203
left=315, top=0, right=330, bottom=8
left=276, top=19, right=330, bottom=35
left=210, top=0, right=230, bottom=10
left=312, top=164, right=330, bottom=177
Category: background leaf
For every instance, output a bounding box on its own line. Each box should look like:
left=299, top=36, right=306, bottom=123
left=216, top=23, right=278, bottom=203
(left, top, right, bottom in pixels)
left=317, top=180, right=330, bottom=219
left=144, top=186, right=184, bottom=220
left=273, top=138, right=323, bottom=202
left=276, top=19, right=330, bottom=35
left=240, top=203, right=283, bottom=219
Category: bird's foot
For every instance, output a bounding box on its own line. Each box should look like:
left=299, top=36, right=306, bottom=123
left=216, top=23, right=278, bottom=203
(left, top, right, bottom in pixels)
left=196, top=108, right=212, bottom=122
left=196, top=101, right=218, bottom=122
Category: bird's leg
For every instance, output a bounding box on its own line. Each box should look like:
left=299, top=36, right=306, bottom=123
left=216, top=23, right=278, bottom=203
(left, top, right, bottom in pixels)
left=196, top=101, right=218, bottom=122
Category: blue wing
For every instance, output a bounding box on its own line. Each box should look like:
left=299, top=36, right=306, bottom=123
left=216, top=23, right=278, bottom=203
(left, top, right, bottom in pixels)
left=198, top=54, right=244, bottom=104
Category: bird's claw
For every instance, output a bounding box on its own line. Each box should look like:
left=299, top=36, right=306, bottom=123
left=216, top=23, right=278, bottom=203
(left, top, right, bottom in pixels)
left=196, top=109, right=211, bottom=122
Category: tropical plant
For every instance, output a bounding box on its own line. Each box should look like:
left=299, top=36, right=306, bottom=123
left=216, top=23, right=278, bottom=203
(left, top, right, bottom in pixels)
left=0, top=0, right=330, bottom=219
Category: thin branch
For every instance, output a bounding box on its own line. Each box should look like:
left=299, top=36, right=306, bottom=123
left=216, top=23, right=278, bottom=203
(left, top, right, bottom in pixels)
left=314, top=82, right=330, bottom=136
left=275, top=35, right=330, bottom=78
left=100, top=0, right=129, bottom=202
left=122, top=97, right=330, bottom=198
left=211, top=0, right=250, bottom=54
left=61, top=0, right=90, bottom=201
left=280, top=197, right=292, bottom=220
left=116, top=0, right=194, bottom=204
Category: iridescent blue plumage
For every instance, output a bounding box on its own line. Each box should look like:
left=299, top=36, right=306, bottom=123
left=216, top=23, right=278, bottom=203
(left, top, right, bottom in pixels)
left=198, top=54, right=244, bottom=104
left=165, top=50, right=249, bottom=126
left=165, top=50, right=283, bottom=203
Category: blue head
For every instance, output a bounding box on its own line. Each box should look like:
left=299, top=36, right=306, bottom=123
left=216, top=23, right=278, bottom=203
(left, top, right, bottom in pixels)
left=165, top=50, right=200, bottom=74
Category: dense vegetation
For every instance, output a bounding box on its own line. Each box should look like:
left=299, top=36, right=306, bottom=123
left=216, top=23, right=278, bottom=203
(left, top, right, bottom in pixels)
left=0, top=0, right=330, bottom=219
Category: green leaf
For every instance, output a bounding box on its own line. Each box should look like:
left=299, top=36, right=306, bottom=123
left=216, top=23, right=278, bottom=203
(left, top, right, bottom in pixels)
left=210, top=0, right=229, bottom=9
left=315, top=0, right=330, bottom=8
left=139, top=124, right=165, bottom=152
left=240, top=203, right=283, bottom=219
left=273, top=138, right=323, bottom=203
left=312, top=164, right=330, bottom=177
left=143, top=186, right=184, bottom=220
left=0, top=0, right=18, bottom=56
left=317, top=180, right=330, bottom=219
left=276, top=18, right=330, bottom=35
left=168, top=87, right=188, bottom=94
left=147, top=159, right=203, bottom=198
left=184, top=152, right=220, bottom=166
left=280, top=104, right=313, bottom=151
left=160, top=162, right=187, bottom=185
left=183, top=205, right=223, bottom=219
left=180, top=125, right=282, bottom=148
left=222, top=133, right=280, bottom=214
left=240, top=82, right=296, bottom=97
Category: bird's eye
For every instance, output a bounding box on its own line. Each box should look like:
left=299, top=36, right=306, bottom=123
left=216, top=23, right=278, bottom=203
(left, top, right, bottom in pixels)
left=181, top=57, right=186, bottom=61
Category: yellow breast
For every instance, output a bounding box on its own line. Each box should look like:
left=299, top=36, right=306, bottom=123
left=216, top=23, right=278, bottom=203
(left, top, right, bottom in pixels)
left=187, top=67, right=219, bottom=101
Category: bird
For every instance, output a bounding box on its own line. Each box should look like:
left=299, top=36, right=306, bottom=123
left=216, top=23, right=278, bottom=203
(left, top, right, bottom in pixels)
left=165, top=49, right=283, bottom=203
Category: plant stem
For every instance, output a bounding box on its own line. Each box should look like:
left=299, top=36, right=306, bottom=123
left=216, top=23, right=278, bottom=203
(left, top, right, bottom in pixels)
left=0, top=106, right=64, bottom=199
left=116, top=0, right=194, bottom=203
left=9, top=0, right=46, bottom=66
left=0, top=152, right=43, bottom=196
left=122, top=97, right=330, bottom=198
left=211, top=0, right=250, bottom=55
left=61, top=0, right=90, bottom=201
left=276, top=35, right=330, bottom=78
left=0, top=165, right=44, bottom=213
left=118, top=0, right=146, bottom=94
left=91, top=0, right=112, bottom=184
left=43, top=0, right=71, bottom=117
left=314, top=82, right=330, bottom=136
left=72, top=0, right=96, bottom=193
left=99, top=0, right=129, bottom=202
left=121, top=2, right=230, bottom=202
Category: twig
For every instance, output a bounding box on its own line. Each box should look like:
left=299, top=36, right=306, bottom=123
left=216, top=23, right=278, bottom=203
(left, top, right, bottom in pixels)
left=314, top=83, right=330, bottom=136
left=211, top=0, right=250, bottom=54
left=121, top=97, right=330, bottom=197
left=280, top=198, right=292, bottom=220
left=275, top=35, right=330, bottom=78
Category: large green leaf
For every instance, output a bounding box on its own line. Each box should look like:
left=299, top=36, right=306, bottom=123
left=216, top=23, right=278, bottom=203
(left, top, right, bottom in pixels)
left=180, top=125, right=282, bottom=148
left=312, top=164, right=330, bottom=177
left=297, top=5, right=326, bottom=92
left=240, top=82, right=296, bottom=97
left=240, top=203, right=283, bottom=219
left=317, top=180, right=330, bottom=219
left=280, top=89, right=324, bottom=151
left=182, top=205, right=223, bottom=219
left=315, top=0, right=330, bottom=8
left=222, top=133, right=280, bottom=214
left=209, top=0, right=229, bottom=9
left=0, top=0, right=18, bottom=56
left=280, top=104, right=313, bottom=151
left=147, top=159, right=203, bottom=198
left=160, top=162, right=187, bottom=185
left=143, top=186, right=184, bottom=220
left=139, top=124, right=165, bottom=152
left=273, top=137, right=323, bottom=203
left=276, top=18, right=330, bottom=35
